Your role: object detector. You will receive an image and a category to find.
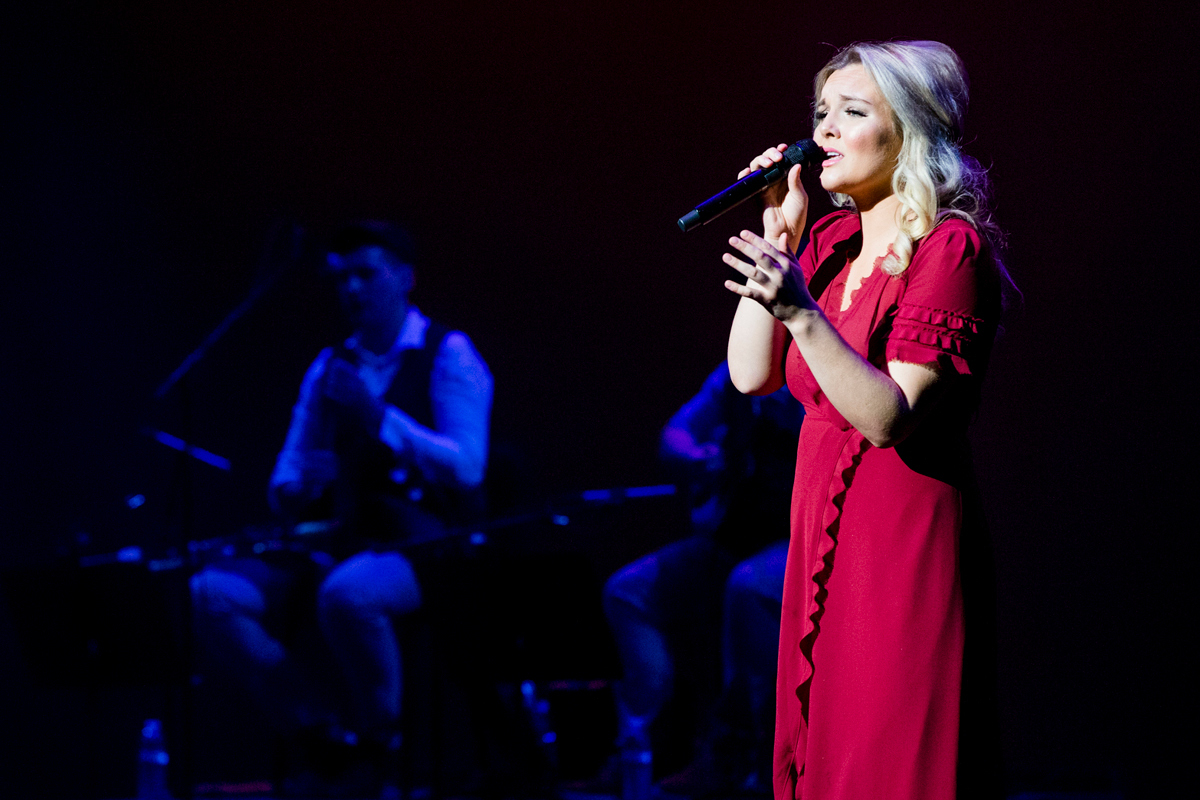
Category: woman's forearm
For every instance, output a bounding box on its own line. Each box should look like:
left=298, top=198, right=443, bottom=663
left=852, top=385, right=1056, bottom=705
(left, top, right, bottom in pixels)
left=784, top=308, right=939, bottom=447
left=728, top=294, right=789, bottom=395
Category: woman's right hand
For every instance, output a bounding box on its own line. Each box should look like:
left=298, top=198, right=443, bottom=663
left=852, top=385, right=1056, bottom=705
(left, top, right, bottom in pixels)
left=738, top=143, right=809, bottom=254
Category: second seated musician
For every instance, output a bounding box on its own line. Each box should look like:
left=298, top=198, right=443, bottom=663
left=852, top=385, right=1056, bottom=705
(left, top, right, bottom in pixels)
left=722, top=41, right=1012, bottom=800
left=603, top=360, right=804, bottom=795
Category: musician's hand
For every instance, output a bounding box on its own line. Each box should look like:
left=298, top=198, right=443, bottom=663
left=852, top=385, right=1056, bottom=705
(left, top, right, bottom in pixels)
left=690, top=441, right=724, bottom=470
left=661, top=425, right=725, bottom=489
left=299, top=449, right=339, bottom=488
left=275, top=450, right=339, bottom=514
left=323, top=358, right=386, bottom=434
left=738, top=143, right=809, bottom=254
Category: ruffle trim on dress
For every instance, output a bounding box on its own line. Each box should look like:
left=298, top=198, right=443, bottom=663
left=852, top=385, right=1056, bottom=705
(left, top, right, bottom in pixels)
left=794, top=432, right=872, bottom=693
left=831, top=248, right=893, bottom=317
left=886, top=303, right=985, bottom=376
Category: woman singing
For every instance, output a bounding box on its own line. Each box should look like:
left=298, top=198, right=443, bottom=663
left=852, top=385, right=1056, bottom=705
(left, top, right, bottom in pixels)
left=723, top=41, right=1010, bottom=799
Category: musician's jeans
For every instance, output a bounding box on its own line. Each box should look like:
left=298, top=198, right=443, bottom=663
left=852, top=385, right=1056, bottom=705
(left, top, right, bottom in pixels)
left=721, top=540, right=787, bottom=779
left=191, top=550, right=422, bottom=740
left=602, top=536, right=785, bottom=761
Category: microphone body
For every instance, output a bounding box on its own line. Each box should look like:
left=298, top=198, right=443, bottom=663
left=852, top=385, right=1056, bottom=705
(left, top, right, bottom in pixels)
left=678, top=139, right=825, bottom=232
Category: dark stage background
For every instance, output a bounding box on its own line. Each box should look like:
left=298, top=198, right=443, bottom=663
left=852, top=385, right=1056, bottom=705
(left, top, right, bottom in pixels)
left=1, top=1, right=1194, bottom=798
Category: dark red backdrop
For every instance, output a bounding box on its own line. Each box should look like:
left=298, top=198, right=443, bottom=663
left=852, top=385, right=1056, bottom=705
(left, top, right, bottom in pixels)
left=2, top=1, right=1193, bottom=797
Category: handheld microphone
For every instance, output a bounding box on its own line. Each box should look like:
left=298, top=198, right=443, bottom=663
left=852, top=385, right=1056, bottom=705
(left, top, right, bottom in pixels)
left=677, top=139, right=825, bottom=232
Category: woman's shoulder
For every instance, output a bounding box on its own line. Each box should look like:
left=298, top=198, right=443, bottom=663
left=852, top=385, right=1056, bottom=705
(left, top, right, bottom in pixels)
left=906, top=217, right=1000, bottom=311
left=919, top=216, right=986, bottom=256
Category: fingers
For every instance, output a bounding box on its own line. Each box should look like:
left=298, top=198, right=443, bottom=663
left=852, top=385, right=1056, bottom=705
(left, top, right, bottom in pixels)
left=730, top=230, right=786, bottom=268
left=788, top=162, right=805, bottom=191
left=722, top=251, right=765, bottom=285
left=749, top=148, right=783, bottom=172
left=724, top=278, right=764, bottom=302
left=739, top=143, right=793, bottom=178
left=723, top=235, right=789, bottom=297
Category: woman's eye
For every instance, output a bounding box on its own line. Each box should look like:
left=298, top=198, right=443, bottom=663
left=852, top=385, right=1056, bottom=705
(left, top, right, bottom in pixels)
left=814, top=110, right=828, bottom=121
left=846, top=108, right=865, bottom=117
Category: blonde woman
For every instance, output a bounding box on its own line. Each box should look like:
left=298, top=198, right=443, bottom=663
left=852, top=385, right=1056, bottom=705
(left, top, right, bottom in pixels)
left=724, top=41, right=1010, bottom=799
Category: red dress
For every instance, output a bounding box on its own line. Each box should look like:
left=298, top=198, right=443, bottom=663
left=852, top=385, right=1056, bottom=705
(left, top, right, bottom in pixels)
left=775, top=211, right=1001, bottom=800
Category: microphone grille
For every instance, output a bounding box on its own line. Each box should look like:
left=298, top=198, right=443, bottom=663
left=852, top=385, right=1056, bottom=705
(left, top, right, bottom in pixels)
left=784, top=139, right=825, bottom=169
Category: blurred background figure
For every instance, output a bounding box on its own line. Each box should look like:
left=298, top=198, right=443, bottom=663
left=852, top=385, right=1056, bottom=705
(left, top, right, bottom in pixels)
left=602, top=361, right=803, bottom=798
left=189, top=220, right=493, bottom=797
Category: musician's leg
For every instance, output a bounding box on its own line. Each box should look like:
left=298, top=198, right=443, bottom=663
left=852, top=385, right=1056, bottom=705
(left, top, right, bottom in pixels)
left=190, top=561, right=329, bottom=730
left=603, top=535, right=728, bottom=754
left=720, top=539, right=787, bottom=790
left=317, top=549, right=423, bottom=740
left=603, top=550, right=677, bottom=733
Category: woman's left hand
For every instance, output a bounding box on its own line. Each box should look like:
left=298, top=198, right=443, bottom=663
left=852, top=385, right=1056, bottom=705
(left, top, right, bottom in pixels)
left=723, top=230, right=817, bottom=324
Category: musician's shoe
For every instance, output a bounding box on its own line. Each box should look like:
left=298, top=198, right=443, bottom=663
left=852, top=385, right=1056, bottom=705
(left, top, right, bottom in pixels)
left=281, top=724, right=401, bottom=799
left=734, top=768, right=773, bottom=799
left=657, top=760, right=729, bottom=800
left=556, top=751, right=620, bottom=796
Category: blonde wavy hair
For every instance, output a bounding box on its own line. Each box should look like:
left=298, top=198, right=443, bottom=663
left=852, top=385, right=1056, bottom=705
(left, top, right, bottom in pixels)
left=815, top=40, right=1007, bottom=278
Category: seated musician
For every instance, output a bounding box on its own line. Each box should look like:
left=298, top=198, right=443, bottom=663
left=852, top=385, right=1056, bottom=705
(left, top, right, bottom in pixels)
left=603, top=361, right=802, bottom=796
left=190, top=220, right=492, bottom=796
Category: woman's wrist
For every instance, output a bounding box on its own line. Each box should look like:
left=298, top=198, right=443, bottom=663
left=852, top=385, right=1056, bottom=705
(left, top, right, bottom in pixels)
left=764, top=228, right=799, bottom=253
left=783, top=306, right=823, bottom=339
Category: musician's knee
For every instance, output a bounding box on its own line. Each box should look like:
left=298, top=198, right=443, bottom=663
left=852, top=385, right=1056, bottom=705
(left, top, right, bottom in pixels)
left=191, top=568, right=267, bottom=619
left=319, top=551, right=422, bottom=620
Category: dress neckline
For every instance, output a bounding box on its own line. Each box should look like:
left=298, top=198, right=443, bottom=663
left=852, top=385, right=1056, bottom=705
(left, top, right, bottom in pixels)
left=828, top=247, right=893, bottom=318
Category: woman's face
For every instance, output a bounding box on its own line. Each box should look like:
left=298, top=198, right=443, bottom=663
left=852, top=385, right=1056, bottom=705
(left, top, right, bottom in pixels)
left=814, top=64, right=901, bottom=207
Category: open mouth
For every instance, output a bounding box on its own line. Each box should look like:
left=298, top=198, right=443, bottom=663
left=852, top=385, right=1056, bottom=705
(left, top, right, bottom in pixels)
left=823, top=151, right=843, bottom=165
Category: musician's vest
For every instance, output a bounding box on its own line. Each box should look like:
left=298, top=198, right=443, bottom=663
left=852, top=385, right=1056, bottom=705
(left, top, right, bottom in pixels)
left=379, top=320, right=445, bottom=431
left=329, top=321, right=484, bottom=549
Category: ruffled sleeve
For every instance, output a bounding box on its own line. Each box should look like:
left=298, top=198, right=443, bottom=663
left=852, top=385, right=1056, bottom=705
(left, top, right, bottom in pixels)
left=885, top=219, right=997, bottom=376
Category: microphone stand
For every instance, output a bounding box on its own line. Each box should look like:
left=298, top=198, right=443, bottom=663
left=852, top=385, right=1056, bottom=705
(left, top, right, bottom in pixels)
left=147, top=218, right=303, bottom=800
left=155, top=220, right=304, bottom=400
